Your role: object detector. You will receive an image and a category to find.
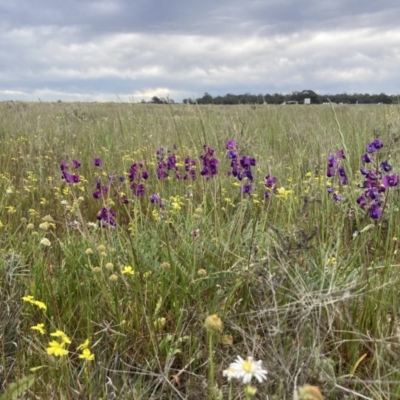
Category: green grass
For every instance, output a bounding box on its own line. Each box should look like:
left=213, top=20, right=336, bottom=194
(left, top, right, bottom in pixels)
left=1, top=101, right=400, bottom=399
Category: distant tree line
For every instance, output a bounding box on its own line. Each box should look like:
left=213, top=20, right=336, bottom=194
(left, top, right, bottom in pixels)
left=182, top=90, right=398, bottom=105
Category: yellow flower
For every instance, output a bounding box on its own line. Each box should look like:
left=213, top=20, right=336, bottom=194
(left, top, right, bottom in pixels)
left=172, top=202, right=181, bottom=210
left=327, top=257, right=336, bottom=264
left=7, top=206, right=16, bottom=214
left=46, top=341, right=68, bottom=357
left=50, top=330, right=71, bottom=344
left=77, top=339, right=90, bottom=351
left=122, top=266, right=135, bottom=275
left=32, top=300, right=47, bottom=310
left=85, top=248, right=93, bottom=255
left=79, top=348, right=95, bottom=361
left=143, top=271, right=152, bottom=279
left=22, top=295, right=47, bottom=310
left=275, top=187, right=292, bottom=199
left=22, top=295, right=35, bottom=303
left=31, top=323, right=46, bottom=335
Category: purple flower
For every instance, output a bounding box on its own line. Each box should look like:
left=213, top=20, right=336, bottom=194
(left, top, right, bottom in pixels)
left=242, top=184, right=253, bottom=194
left=227, top=150, right=237, bottom=159
left=327, top=168, right=335, bottom=178
left=337, top=167, right=348, bottom=185
left=382, top=174, right=399, bottom=188
left=367, top=188, right=378, bottom=200
left=97, top=207, right=116, bottom=227
left=150, top=194, right=161, bottom=204
left=131, top=182, right=145, bottom=196
left=60, top=161, right=68, bottom=171
left=327, top=155, right=338, bottom=168
left=62, top=171, right=80, bottom=184
left=357, top=196, right=366, bottom=208
left=167, top=155, right=177, bottom=170
left=380, top=161, right=392, bottom=172
left=366, top=139, right=383, bottom=153
left=142, top=170, right=149, bottom=180
left=326, top=186, right=334, bottom=193
left=94, top=158, right=103, bottom=167
left=360, top=166, right=369, bottom=176
left=333, top=193, right=342, bottom=202
left=226, top=140, right=236, bottom=150
left=265, top=175, right=277, bottom=188
left=369, top=204, right=382, bottom=219
left=239, top=156, right=256, bottom=168
left=361, top=154, right=373, bottom=163
left=336, top=149, right=345, bottom=159
left=72, top=159, right=81, bottom=169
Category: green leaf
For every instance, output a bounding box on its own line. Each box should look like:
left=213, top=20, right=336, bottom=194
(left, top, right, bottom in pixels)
left=360, top=224, right=375, bottom=233
left=0, top=375, right=35, bottom=400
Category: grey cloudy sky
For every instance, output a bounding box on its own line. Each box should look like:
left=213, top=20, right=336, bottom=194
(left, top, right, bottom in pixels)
left=1, top=0, right=399, bottom=102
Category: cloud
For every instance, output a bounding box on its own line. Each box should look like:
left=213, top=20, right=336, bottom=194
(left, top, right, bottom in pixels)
left=0, top=1, right=399, bottom=101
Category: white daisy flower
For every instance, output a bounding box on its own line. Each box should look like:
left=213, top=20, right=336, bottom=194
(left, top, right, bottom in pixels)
left=222, top=367, right=238, bottom=381
left=228, top=356, right=267, bottom=384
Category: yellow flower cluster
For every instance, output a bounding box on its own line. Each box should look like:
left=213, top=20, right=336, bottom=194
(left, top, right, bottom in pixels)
left=46, top=330, right=71, bottom=357
left=22, top=295, right=47, bottom=311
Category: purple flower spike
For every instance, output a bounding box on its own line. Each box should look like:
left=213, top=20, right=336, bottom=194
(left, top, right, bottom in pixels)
left=382, top=174, right=399, bottom=188
left=72, top=159, right=81, bottom=169
left=94, top=158, right=103, bottom=167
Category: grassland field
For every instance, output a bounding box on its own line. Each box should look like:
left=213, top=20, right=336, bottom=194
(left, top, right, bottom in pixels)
left=1, top=101, right=400, bottom=399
